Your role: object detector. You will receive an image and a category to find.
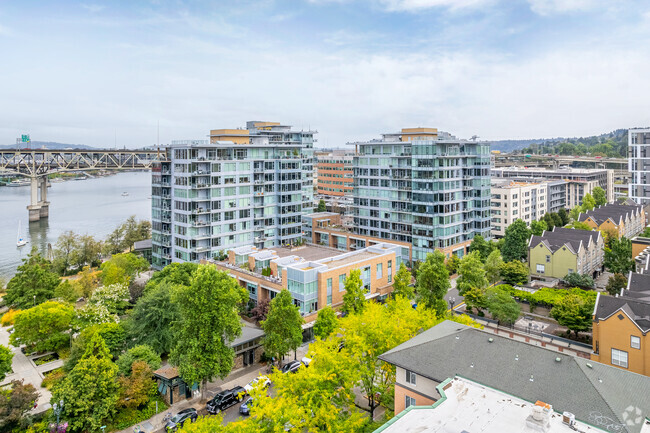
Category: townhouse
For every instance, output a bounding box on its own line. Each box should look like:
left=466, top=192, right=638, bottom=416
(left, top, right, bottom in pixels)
left=578, top=202, right=646, bottom=239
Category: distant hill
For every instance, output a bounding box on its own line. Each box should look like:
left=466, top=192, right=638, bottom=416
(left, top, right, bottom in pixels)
left=0, top=141, right=98, bottom=150
left=491, top=129, right=629, bottom=157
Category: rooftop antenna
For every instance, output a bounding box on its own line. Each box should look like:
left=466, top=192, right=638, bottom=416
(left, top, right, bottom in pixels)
left=471, top=135, right=479, bottom=141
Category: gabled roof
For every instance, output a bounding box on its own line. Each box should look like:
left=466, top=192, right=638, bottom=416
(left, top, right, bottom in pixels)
left=578, top=203, right=642, bottom=226
left=594, top=295, right=650, bottom=333
left=528, top=227, right=600, bottom=254
left=380, top=321, right=650, bottom=433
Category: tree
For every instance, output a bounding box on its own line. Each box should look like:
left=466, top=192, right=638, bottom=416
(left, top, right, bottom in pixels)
left=0, top=380, right=39, bottom=432
left=486, top=288, right=521, bottom=325
left=103, top=216, right=152, bottom=254
left=605, top=273, right=627, bottom=296
left=341, top=269, right=366, bottom=315
left=569, top=205, right=582, bottom=221
left=75, top=302, right=119, bottom=328
left=463, top=287, right=487, bottom=314
left=484, top=250, right=504, bottom=285
left=313, top=307, right=339, bottom=340
left=145, top=262, right=198, bottom=293
left=502, top=219, right=531, bottom=262
left=550, top=294, right=594, bottom=337
left=391, top=262, right=413, bottom=299
left=582, top=193, right=596, bottom=211
left=4, top=249, right=60, bottom=309
left=54, top=280, right=80, bottom=303
left=52, top=334, right=120, bottom=432
left=73, top=234, right=102, bottom=269
left=250, top=298, right=271, bottom=324
left=445, top=254, right=461, bottom=275
left=543, top=212, right=556, bottom=230
left=89, top=283, right=130, bottom=314
left=604, top=236, right=634, bottom=274
left=100, top=252, right=149, bottom=286
left=262, top=290, right=304, bottom=367
left=562, top=272, right=595, bottom=289
left=317, top=199, right=326, bottom=212
left=557, top=208, right=569, bottom=226
left=468, top=235, right=491, bottom=261
left=116, top=344, right=161, bottom=376
left=10, top=301, right=74, bottom=353
left=126, top=281, right=180, bottom=355
left=170, top=265, right=248, bottom=402
left=52, top=230, right=79, bottom=275
left=72, top=265, right=101, bottom=299
left=117, top=361, right=157, bottom=409
left=568, top=221, right=593, bottom=231
left=456, top=251, right=487, bottom=296
left=416, top=251, right=450, bottom=309
left=530, top=220, right=547, bottom=236
left=499, top=260, right=529, bottom=286
left=641, top=226, right=650, bottom=238
left=593, top=186, right=607, bottom=206
left=0, top=345, right=13, bottom=382
left=66, top=322, right=127, bottom=372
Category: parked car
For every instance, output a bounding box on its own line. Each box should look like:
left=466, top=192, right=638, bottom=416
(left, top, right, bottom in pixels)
left=206, top=386, right=246, bottom=414
left=281, top=360, right=302, bottom=374
left=239, top=397, right=254, bottom=415
left=301, top=357, right=312, bottom=367
left=244, top=375, right=271, bottom=394
left=164, top=408, right=197, bottom=431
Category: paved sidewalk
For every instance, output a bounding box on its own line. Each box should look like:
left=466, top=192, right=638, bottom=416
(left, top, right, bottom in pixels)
left=0, top=325, right=52, bottom=413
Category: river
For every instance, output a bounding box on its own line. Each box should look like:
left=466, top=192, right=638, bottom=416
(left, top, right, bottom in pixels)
left=0, top=171, right=151, bottom=281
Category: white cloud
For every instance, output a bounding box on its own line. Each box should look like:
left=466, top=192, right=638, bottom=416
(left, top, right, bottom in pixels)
left=80, top=3, right=106, bottom=13
left=378, top=0, right=493, bottom=12
left=526, top=0, right=602, bottom=15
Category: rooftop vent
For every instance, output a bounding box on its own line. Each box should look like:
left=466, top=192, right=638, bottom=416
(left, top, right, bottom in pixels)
left=562, top=412, right=576, bottom=427
left=530, top=375, right=534, bottom=382
left=488, top=338, right=494, bottom=343
left=586, top=363, right=593, bottom=368
left=555, top=357, right=561, bottom=362
left=526, top=403, right=552, bottom=432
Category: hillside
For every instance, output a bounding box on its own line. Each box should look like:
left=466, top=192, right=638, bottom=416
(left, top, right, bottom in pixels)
left=493, top=129, right=629, bottom=157
left=0, top=141, right=98, bottom=150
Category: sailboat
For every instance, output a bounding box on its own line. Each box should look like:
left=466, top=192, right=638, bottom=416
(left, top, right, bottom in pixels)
left=16, top=221, right=28, bottom=247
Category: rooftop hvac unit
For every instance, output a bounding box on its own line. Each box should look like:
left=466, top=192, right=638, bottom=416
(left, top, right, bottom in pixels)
left=562, top=412, right=576, bottom=427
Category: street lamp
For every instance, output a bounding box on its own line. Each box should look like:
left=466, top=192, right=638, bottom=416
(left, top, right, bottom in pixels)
left=52, top=399, right=64, bottom=432
left=449, top=297, right=456, bottom=310
left=33, top=295, right=36, bottom=306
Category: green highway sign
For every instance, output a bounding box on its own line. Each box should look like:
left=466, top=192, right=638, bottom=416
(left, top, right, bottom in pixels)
left=21, top=134, right=30, bottom=143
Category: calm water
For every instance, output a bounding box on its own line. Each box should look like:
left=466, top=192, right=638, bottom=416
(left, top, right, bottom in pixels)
left=0, top=171, right=151, bottom=280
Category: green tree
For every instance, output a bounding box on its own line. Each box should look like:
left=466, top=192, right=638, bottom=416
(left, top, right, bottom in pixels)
left=463, top=287, right=487, bottom=314
left=313, top=307, right=339, bottom=340
left=604, top=236, right=634, bottom=274
left=0, top=345, right=13, bottom=382
left=582, top=193, right=596, bottom=211
left=117, top=360, right=156, bottom=409
left=54, top=280, right=80, bottom=303
left=391, top=262, right=413, bottom=299
left=89, top=283, right=130, bottom=314
left=4, top=249, right=60, bottom=309
left=445, top=254, right=461, bottom=275
left=486, top=288, right=521, bottom=325
left=456, top=251, right=487, bottom=296
left=499, top=260, right=529, bottom=286
left=317, top=199, right=327, bottom=212
left=0, top=380, right=39, bottom=432
left=100, top=252, right=149, bottom=286
left=53, top=334, right=120, bottom=432
left=116, top=344, right=161, bottom=376
left=641, top=226, right=650, bottom=238
left=66, top=322, right=127, bottom=372
left=550, top=294, right=594, bottom=338
left=126, top=281, right=180, bottom=355
left=605, top=273, right=628, bottom=296
left=592, top=186, right=607, bottom=206
left=484, top=249, right=503, bottom=285
left=530, top=220, right=547, bottom=236
left=568, top=221, right=593, bottom=231
left=562, top=272, right=595, bottom=289
left=73, top=234, right=102, bottom=269
left=569, top=205, right=582, bottom=221
left=468, top=235, right=491, bottom=261
left=557, top=208, right=570, bottom=226
left=144, top=262, right=198, bottom=293
left=262, top=289, right=304, bottom=368
left=543, top=213, right=556, bottom=230
left=10, top=301, right=74, bottom=353
left=52, top=230, right=79, bottom=275
left=341, top=269, right=366, bottom=315
left=416, top=251, right=450, bottom=310
left=502, top=219, right=531, bottom=262
left=170, top=265, right=248, bottom=401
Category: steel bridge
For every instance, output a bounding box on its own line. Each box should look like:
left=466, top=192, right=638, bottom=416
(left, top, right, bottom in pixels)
left=0, top=148, right=168, bottom=221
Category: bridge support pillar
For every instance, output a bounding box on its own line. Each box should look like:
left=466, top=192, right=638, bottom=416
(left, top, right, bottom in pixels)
left=39, top=177, right=49, bottom=218
left=26, top=176, right=49, bottom=222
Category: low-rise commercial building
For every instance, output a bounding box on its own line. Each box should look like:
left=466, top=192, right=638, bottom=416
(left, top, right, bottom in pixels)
left=378, top=320, right=650, bottom=433
left=528, top=227, right=604, bottom=279
left=316, top=151, right=353, bottom=197
left=208, top=242, right=402, bottom=322
left=578, top=202, right=646, bottom=239
left=492, top=167, right=614, bottom=208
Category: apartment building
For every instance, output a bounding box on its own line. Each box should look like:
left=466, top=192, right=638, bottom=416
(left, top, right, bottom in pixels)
left=528, top=227, right=604, bottom=279
left=628, top=127, right=650, bottom=205
left=492, top=167, right=614, bottom=208
left=351, top=128, right=491, bottom=261
left=151, top=121, right=315, bottom=269
left=578, top=202, right=646, bottom=239
left=377, top=320, right=650, bottom=433
left=208, top=242, right=401, bottom=321
left=316, top=151, right=353, bottom=197
left=491, top=179, right=567, bottom=237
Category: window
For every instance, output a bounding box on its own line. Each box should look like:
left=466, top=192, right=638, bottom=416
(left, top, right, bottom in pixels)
left=376, top=263, right=383, bottom=279
left=611, top=348, right=628, bottom=368
left=545, top=255, right=551, bottom=263
left=631, top=336, right=641, bottom=349
left=327, top=278, right=332, bottom=305
left=405, top=395, right=416, bottom=408
left=536, top=264, right=545, bottom=274
left=339, top=274, right=346, bottom=292
left=387, top=260, right=393, bottom=283
left=405, top=370, right=416, bottom=385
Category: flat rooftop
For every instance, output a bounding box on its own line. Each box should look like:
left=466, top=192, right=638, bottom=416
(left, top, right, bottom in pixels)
left=272, top=245, right=341, bottom=261
left=376, top=377, right=610, bottom=433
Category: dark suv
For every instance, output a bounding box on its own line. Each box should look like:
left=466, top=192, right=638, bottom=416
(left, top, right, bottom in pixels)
left=206, top=386, right=246, bottom=414
left=164, top=408, right=197, bottom=431
left=281, top=360, right=302, bottom=374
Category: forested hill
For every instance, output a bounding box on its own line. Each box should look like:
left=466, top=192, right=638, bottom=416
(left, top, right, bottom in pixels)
left=492, top=129, right=629, bottom=157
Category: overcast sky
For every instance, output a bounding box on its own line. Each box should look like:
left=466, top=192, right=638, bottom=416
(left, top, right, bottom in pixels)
left=0, top=0, right=649, bottom=148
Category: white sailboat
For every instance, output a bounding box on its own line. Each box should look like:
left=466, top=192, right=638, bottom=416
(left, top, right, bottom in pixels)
left=16, top=221, right=28, bottom=247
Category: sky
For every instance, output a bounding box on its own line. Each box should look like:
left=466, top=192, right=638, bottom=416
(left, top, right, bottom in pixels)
left=0, top=0, right=649, bottom=148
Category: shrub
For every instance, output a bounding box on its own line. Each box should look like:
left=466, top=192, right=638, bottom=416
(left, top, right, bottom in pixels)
left=562, top=272, right=595, bottom=289
left=41, top=368, right=66, bottom=390
left=495, top=284, right=596, bottom=309
left=0, top=309, right=20, bottom=327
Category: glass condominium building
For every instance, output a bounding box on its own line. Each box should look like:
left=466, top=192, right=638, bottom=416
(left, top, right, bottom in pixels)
left=151, top=121, right=315, bottom=269
left=351, top=127, right=491, bottom=262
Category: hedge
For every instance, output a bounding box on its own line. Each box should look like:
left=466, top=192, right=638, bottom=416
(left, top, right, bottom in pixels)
left=494, top=284, right=597, bottom=309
